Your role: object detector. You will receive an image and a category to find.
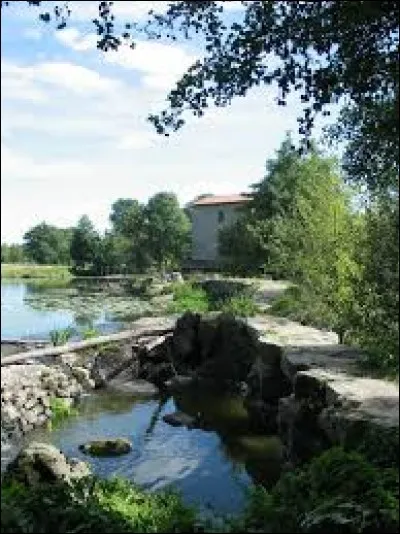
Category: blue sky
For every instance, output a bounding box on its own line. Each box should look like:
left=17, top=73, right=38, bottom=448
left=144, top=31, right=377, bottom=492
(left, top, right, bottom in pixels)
left=1, top=1, right=336, bottom=244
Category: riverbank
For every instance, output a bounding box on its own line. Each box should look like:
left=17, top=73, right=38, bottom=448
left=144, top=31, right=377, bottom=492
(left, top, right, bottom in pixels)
left=1, top=264, right=72, bottom=279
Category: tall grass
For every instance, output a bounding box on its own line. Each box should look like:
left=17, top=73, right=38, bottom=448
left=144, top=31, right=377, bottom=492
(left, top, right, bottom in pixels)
left=1, top=263, right=71, bottom=279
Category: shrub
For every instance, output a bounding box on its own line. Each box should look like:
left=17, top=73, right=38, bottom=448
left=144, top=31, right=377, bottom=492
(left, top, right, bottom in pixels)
left=0, top=477, right=198, bottom=533
left=81, top=326, right=100, bottom=340
left=167, top=282, right=209, bottom=314
left=48, top=398, right=78, bottom=429
left=237, top=447, right=399, bottom=533
left=220, top=295, right=259, bottom=317
left=49, top=327, right=75, bottom=346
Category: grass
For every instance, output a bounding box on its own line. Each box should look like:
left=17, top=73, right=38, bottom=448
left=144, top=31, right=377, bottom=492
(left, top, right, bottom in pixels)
left=0, top=477, right=199, bottom=533
left=1, top=447, right=398, bottom=533
left=1, top=263, right=72, bottom=280
left=49, top=327, right=75, bottom=346
left=167, top=281, right=259, bottom=317
left=48, top=397, right=78, bottom=430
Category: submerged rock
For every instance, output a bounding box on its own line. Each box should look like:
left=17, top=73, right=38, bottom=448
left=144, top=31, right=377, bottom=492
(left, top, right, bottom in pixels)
left=162, top=411, right=197, bottom=428
left=107, top=378, right=159, bottom=397
left=5, top=442, right=90, bottom=485
left=79, top=438, right=132, bottom=457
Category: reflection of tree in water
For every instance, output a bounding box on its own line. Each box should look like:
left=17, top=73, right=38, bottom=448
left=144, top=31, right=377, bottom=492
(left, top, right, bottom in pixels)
left=144, top=395, right=169, bottom=437
left=173, top=387, right=283, bottom=488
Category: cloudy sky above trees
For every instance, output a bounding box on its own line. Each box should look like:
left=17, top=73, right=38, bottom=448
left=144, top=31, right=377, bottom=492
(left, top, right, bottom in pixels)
left=1, top=1, right=334, bottom=243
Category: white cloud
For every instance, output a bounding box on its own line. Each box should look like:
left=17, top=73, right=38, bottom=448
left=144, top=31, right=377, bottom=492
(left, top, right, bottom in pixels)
left=104, top=41, right=197, bottom=90
left=1, top=59, right=121, bottom=98
left=55, top=27, right=197, bottom=91
left=55, top=28, right=98, bottom=51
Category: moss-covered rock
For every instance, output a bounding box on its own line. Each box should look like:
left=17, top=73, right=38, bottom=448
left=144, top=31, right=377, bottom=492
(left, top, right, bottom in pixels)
left=79, top=438, right=132, bottom=457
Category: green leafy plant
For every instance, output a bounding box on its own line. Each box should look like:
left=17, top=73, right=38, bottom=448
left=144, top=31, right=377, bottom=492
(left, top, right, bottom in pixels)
left=220, top=295, right=259, bottom=317
left=236, top=447, right=399, bottom=533
left=1, top=476, right=199, bottom=533
left=167, top=282, right=209, bottom=314
left=48, top=397, right=78, bottom=430
left=49, top=327, right=75, bottom=346
left=81, top=326, right=100, bottom=340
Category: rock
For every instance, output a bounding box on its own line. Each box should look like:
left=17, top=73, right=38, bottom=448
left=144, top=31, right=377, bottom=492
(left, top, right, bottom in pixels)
left=245, top=398, right=278, bottom=433
left=5, top=442, right=90, bottom=485
left=107, top=378, right=159, bottom=397
left=146, top=362, right=175, bottom=387
left=91, top=343, right=135, bottom=388
left=164, top=375, right=195, bottom=392
left=281, top=345, right=362, bottom=385
left=71, top=366, right=96, bottom=390
left=57, top=352, right=80, bottom=367
left=170, top=271, right=183, bottom=282
left=197, top=315, right=258, bottom=385
left=162, top=411, right=197, bottom=428
left=171, top=312, right=201, bottom=361
left=79, top=438, right=132, bottom=457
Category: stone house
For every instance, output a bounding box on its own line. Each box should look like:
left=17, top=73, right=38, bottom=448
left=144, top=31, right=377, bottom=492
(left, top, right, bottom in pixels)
left=186, top=194, right=252, bottom=270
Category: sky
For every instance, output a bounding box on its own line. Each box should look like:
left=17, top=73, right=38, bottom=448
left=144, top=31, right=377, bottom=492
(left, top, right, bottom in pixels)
left=1, top=1, right=336, bottom=244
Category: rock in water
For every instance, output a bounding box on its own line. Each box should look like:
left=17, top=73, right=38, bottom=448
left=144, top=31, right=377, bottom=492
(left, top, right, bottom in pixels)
left=79, top=438, right=132, bottom=457
left=4, top=442, right=90, bottom=485
left=162, top=411, right=197, bottom=428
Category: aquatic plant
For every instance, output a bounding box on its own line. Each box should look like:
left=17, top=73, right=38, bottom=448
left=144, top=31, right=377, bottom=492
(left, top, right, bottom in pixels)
left=49, top=327, right=75, bottom=346
left=48, top=398, right=78, bottom=430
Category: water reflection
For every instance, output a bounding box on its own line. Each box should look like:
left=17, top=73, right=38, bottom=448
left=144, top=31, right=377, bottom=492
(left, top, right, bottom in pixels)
left=27, top=389, right=283, bottom=513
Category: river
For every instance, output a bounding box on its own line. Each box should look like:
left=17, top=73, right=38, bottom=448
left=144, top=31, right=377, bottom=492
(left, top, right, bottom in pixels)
left=1, top=279, right=283, bottom=514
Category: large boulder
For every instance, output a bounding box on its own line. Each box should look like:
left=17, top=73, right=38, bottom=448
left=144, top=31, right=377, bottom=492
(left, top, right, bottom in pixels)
left=5, top=442, right=90, bottom=486
left=196, top=315, right=259, bottom=386
left=91, top=343, right=137, bottom=387
left=171, top=312, right=201, bottom=365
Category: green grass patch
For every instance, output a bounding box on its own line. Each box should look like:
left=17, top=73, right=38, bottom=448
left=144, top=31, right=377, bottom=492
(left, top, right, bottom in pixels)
left=167, top=280, right=259, bottom=317
left=48, top=397, right=78, bottom=430
left=167, top=282, right=210, bottom=314
left=235, top=447, right=399, bottom=533
left=220, top=295, right=259, bottom=317
left=1, top=263, right=72, bottom=280
left=49, top=327, right=75, bottom=346
left=0, top=477, right=199, bottom=533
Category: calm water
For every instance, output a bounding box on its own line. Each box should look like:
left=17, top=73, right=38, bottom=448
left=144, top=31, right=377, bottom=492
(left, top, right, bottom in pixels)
left=29, top=389, right=283, bottom=514
left=1, top=280, right=128, bottom=340
left=1, top=279, right=283, bottom=513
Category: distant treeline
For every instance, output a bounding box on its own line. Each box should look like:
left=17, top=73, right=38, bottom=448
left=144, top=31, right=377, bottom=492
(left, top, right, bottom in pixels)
left=1, top=192, right=191, bottom=275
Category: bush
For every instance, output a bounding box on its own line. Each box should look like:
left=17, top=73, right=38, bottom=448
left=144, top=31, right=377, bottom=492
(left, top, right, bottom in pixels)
left=81, top=326, right=101, bottom=340
left=48, top=398, right=78, bottom=429
left=167, top=282, right=210, bottom=314
left=49, top=327, right=75, bottom=346
left=1, top=477, right=198, bottom=533
left=237, top=447, right=399, bottom=533
left=220, top=295, right=259, bottom=317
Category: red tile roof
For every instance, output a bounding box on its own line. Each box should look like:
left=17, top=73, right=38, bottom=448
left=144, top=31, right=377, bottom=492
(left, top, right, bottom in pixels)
left=192, top=194, right=252, bottom=206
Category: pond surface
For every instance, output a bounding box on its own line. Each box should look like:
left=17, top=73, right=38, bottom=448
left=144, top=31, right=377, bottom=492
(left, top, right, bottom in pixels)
left=1, top=279, right=151, bottom=342
left=29, top=389, right=283, bottom=515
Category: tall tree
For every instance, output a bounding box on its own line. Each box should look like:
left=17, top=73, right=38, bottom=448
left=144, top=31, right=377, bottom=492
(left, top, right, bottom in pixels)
left=146, top=192, right=191, bottom=270
left=1, top=243, right=26, bottom=263
left=23, top=223, right=72, bottom=265
left=70, top=215, right=100, bottom=270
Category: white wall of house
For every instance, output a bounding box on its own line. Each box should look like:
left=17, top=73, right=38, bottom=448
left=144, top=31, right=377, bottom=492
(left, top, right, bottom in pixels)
left=190, top=203, right=243, bottom=264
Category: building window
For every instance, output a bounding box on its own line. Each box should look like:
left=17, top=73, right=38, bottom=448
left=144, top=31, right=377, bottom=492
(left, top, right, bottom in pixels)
left=218, top=210, right=225, bottom=224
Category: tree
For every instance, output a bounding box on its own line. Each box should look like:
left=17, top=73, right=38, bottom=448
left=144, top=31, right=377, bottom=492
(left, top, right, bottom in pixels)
left=5, top=1, right=397, bottom=190
left=23, top=223, right=72, bottom=265
left=145, top=192, right=191, bottom=270
left=109, top=198, right=145, bottom=238
left=70, top=215, right=100, bottom=271
left=1, top=243, right=26, bottom=263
